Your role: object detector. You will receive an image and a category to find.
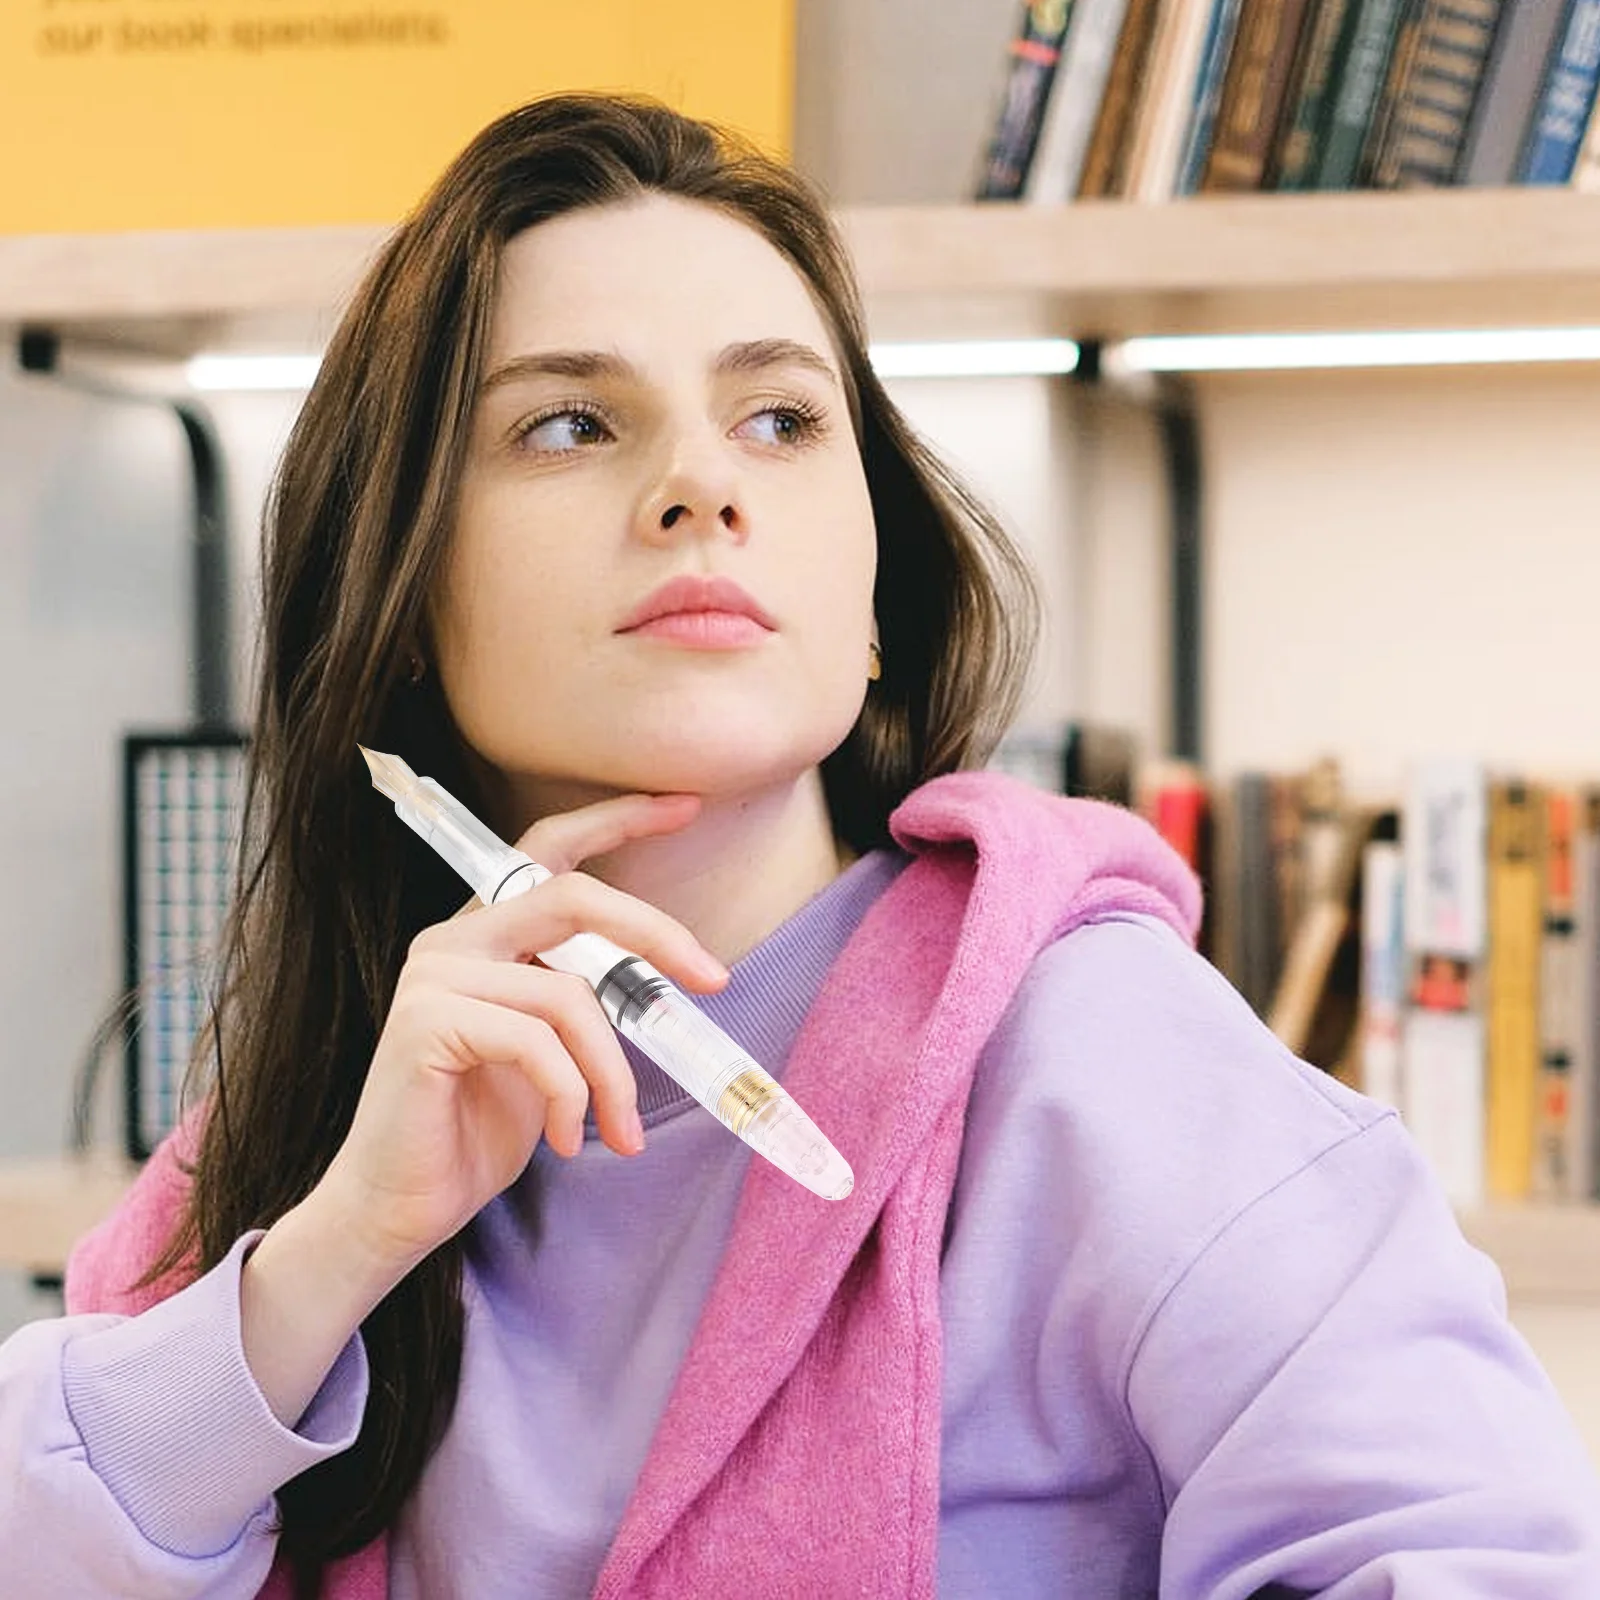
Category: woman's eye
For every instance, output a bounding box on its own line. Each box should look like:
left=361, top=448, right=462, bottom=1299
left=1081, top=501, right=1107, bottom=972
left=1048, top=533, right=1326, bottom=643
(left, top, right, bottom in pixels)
left=738, top=406, right=819, bottom=447
left=516, top=409, right=610, bottom=453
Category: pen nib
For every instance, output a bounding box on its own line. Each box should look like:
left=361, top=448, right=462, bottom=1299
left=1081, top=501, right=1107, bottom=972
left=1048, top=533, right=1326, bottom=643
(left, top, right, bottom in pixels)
left=358, top=745, right=418, bottom=803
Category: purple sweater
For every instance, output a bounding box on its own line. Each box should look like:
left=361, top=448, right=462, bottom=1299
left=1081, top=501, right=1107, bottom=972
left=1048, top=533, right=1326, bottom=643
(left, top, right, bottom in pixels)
left=6, top=838, right=1600, bottom=1593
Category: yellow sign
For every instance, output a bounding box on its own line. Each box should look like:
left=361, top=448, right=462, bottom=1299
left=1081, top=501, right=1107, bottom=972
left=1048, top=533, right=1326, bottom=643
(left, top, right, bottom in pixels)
left=1, top=1, right=794, bottom=232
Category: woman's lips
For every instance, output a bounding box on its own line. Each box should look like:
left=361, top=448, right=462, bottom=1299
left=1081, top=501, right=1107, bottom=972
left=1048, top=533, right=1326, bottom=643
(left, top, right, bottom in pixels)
left=622, top=611, right=772, bottom=648
left=616, top=574, right=776, bottom=650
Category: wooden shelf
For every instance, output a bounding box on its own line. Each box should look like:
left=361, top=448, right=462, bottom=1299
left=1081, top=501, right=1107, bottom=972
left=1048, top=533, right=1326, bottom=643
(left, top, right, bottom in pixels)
left=0, top=1156, right=138, bottom=1277
left=842, top=189, right=1600, bottom=338
left=6, top=190, right=1600, bottom=355
left=1458, top=1203, right=1600, bottom=1304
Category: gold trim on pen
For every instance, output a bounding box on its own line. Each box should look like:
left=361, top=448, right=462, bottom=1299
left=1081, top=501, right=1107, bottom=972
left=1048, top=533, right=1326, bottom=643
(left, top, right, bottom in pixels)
left=717, top=1066, right=778, bottom=1135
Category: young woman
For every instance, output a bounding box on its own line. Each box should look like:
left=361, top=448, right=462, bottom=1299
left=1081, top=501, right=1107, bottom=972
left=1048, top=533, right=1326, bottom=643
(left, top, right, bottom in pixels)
left=3, top=95, right=1598, bottom=1599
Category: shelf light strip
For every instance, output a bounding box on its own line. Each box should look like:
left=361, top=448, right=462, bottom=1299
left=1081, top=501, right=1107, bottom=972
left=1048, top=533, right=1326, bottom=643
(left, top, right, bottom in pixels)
left=183, top=327, right=1600, bottom=392
left=1111, top=327, right=1600, bottom=372
left=866, top=339, right=1080, bottom=378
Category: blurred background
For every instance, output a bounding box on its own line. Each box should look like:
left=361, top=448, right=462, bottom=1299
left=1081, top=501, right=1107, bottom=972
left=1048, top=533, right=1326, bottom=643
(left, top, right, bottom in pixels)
left=2, top=0, right=1599, bottom=1457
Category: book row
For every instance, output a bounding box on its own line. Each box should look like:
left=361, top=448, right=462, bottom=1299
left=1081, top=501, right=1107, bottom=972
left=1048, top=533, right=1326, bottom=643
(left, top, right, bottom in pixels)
left=976, top=0, right=1600, bottom=203
left=992, top=726, right=1600, bottom=1210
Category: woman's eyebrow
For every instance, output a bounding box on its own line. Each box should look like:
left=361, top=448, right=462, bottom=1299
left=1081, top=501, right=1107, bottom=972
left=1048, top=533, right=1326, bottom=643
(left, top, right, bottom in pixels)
left=714, top=338, right=840, bottom=387
left=479, top=338, right=840, bottom=397
left=480, top=349, right=630, bottom=394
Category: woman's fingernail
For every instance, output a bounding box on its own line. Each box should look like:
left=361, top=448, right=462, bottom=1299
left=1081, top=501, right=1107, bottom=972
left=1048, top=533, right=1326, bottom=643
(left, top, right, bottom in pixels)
left=625, top=1108, right=647, bottom=1153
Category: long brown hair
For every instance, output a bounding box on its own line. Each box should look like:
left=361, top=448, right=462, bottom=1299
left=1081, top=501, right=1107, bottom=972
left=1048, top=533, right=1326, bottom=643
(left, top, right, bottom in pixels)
left=162, top=93, right=1037, bottom=1590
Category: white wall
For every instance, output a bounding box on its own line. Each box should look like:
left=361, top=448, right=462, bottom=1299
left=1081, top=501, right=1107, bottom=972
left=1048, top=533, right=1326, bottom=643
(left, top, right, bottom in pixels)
left=1199, top=365, right=1600, bottom=798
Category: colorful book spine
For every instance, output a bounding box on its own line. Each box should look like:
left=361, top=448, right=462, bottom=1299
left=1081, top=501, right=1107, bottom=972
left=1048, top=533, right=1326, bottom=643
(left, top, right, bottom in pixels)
left=1534, top=787, right=1578, bottom=1198
left=1402, top=760, right=1488, bottom=1209
left=977, top=0, right=1079, bottom=199
left=1125, top=0, right=1224, bottom=199
left=1079, top=0, right=1166, bottom=193
left=1274, top=0, right=1361, bottom=185
left=1314, top=0, right=1415, bottom=183
left=1026, top=0, right=1137, bottom=200
left=1359, top=824, right=1407, bottom=1111
left=1355, top=0, right=1431, bottom=178
left=1176, top=0, right=1249, bottom=189
left=1485, top=779, right=1544, bottom=1201
left=1369, top=0, right=1509, bottom=184
left=1518, top=0, right=1600, bottom=182
left=1458, top=0, right=1571, bottom=183
left=1203, top=0, right=1321, bottom=187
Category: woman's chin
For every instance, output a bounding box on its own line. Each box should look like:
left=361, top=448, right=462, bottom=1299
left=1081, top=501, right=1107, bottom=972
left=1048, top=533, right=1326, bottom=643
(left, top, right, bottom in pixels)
left=596, top=722, right=844, bottom=801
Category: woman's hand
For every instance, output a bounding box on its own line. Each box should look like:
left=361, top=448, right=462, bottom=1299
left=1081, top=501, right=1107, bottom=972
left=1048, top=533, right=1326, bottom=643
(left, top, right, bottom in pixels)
left=240, top=790, right=722, bottom=1426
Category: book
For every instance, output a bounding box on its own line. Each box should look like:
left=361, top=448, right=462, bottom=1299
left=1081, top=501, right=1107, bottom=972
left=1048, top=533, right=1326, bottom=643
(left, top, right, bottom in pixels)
left=1079, top=0, right=1166, bottom=193
left=1534, top=786, right=1578, bottom=1198
left=1140, top=759, right=1211, bottom=869
left=1518, top=0, right=1600, bottom=182
left=1273, top=0, right=1362, bottom=185
left=1349, top=0, right=1430, bottom=182
left=977, top=0, right=1079, bottom=199
left=1123, top=0, right=1224, bottom=198
left=1176, top=0, right=1250, bottom=188
left=1226, top=770, right=1284, bottom=1014
left=1367, top=0, right=1509, bottom=184
left=1026, top=0, right=1137, bottom=200
left=1401, top=759, right=1488, bottom=1208
left=1203, top=0, right=1322, bottom=186
left=1064, top=723, right=1138, bottom=805
left=1267, top=761, right=1371, bottom=1062
left=1458, top=0, right=1571, bottom=184
left=1313, top=0, right=1417, bottom=181
left=1358, top=818, right=1407, bottom=1110
left=1484, top=779, right=1544, bottom=1201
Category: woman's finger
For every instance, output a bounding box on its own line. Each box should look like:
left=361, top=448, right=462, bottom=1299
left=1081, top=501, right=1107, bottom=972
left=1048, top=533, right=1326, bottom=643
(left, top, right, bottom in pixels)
left=417, top=870, right=728, bottom=991
left=514, top=791, right=702, bottom=876
left=427, top=793, right=701, bottom=927
left=427, top=992, right=593, bottom=1157
left=409, top=953, right=642, bottom=1154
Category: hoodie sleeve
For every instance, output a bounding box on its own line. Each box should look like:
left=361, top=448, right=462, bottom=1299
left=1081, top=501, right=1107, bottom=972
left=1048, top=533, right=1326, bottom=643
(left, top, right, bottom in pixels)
left=1129, top=1112, right=1600, bottom=1598
left=0, top=1231, right=367, bottom=1597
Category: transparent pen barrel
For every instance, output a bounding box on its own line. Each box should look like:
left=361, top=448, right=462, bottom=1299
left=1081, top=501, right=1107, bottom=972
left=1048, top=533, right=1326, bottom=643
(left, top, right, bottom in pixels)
left=616, top=984, right=852, bottom=1199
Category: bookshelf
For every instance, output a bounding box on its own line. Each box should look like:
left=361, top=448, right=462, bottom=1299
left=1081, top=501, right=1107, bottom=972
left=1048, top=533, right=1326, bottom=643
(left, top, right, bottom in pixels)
left=7, top=191, right=1600, bottom=356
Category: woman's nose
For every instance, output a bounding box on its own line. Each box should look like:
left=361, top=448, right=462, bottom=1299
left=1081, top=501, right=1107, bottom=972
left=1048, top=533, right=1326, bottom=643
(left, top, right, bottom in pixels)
left=640, top=439, right=748, bottom=546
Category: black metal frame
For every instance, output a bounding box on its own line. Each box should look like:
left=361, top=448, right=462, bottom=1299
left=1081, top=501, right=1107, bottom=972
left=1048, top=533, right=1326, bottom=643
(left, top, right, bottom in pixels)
left=1074, top=343, right=1204, bottom=766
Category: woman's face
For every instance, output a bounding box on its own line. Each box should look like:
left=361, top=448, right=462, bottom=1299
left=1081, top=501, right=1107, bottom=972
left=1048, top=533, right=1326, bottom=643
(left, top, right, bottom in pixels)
left=433, top=194, right=879, bottom=811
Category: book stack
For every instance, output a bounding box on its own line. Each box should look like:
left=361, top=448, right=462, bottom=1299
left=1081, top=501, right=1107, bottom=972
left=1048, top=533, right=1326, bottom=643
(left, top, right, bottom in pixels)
left=975, top=0, right=1600, bottom=200
left=992, top=727, right=1600, bottom=1209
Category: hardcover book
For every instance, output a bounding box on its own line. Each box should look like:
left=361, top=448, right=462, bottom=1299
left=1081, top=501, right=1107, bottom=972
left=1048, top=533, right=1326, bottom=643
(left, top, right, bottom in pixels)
left=1518, top=0, right=1600, bottom=182
left=978, top=0, right=1079, bottom=199
left=1458, top=0, right=1571, bottom=183
left=1401, top=759, right=1488, bottom=1207
left=1367, top=0, right=1509, bottom=183
left=1204, top=0, right=1322, bottom=186
left=1027, top=0, right=1138, bottom=199
left=1484, top=778, right=1545, bottom=1201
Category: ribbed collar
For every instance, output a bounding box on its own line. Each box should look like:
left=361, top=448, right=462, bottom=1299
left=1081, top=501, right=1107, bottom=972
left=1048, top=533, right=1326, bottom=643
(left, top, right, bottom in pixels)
left=609, top=848, right=908, bottom=1125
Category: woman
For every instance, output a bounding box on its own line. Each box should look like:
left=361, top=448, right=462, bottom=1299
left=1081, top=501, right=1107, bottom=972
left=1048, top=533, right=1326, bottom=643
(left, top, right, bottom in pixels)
left=3, top=95, right=1598, bottom=1598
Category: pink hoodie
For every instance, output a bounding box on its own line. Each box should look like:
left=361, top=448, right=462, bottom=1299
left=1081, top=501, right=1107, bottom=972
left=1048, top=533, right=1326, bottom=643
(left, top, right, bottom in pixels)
left=67, top=772, right=1200, bottom=1598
